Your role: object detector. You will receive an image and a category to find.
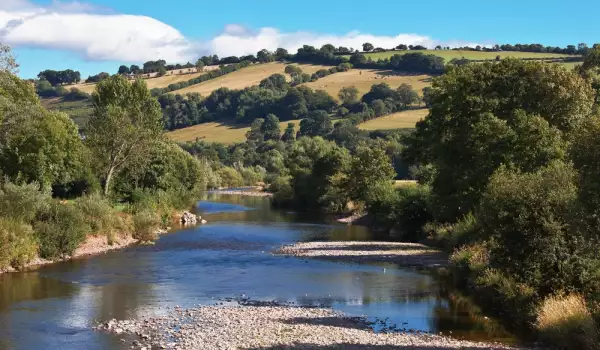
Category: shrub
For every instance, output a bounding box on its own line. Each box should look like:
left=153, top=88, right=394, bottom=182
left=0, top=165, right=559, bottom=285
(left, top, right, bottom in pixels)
left=132, top=210, right=161, bottom=242
left=0, top=181, right=51, bottom=223
left=426, top=212, right=480, bottom=250
left=0, top=218, right=37, bottom=270
left=217, top=167, right=244, bottom=188
left=536, top=294, right=599, bottom=350
left=450, top=242, right=489, bottom=273
left=240, top=166, right=266, bottom=186
left=34, top=201, right=89, bottom=259
left=74, top=194, right=116, bottom=236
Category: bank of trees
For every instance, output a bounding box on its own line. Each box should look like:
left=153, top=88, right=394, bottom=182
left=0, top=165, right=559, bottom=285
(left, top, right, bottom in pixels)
left=37, top=69, right=81, bottom=86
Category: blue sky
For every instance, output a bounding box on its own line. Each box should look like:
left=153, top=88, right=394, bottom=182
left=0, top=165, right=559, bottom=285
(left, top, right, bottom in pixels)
left=3, top=0, right=598, bottom=78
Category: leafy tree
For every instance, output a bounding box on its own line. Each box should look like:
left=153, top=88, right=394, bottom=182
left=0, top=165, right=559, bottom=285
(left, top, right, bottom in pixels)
left=338, top=86, right=359, bottom=105
left=246, top=118, right=265, bottom=142
left=130, top=65, right=142, bottom=75
left=195, top=60, right=205, bottom=72
left=299, top=110, right=333, bottom=137
left=336, top=62, right=353, bottom=72
left=362, top=83, right=396, bottom=104
left=349, top=53, right=367, bottom=65
left=396, top=44, right=408, bottom=51
left=257, top=49, right=275, bottom=63
left=403, top=60, right=595, bottom=220
left=396, top=83, right=419, bottom=107
left=320, top=44, right=336, bottom=54
left=157, top=67, right=167, bottom=77
left=259, top=74, right=287, bottom=90
left=0, top=43, right=18, bottom=73
left=280, top=88, right=308, bottom=120
left=284, top=65, right=303, bottom=78
left=0, top=70, right=39, bottom=123
left=362, top=43, right=374, bottom=52
left=86, top=76, right=163, bottom=195
left=345, top=146, right=395, bottom=203
left=261, top=114, right=281, bottom=141
left=118, top=65, right=131, bottom=75
left=275, top=48, right=289, bottom=60
left=422, top=87, right=433, bottom=107
left=281, top=122, right=296, bottom=142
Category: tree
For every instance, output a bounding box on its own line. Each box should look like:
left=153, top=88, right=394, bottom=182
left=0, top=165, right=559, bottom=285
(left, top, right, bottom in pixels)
left=421, top=87, right=433, bottom=107
left=284, top=65, right=303, bottom=78
left=86, top=76, right=163, bottom=195
left=345, top=146, right=395, bottom=203
left=396, top=83, right=419, bottom=107
left=261, top=114, right=281, bottom=141
left=299, top=110, right=333, bottom=137
left=257, top=49, right=275, bottom=63
left=281, top=122, right=296, bottom=142
left=403, top=60, right=595, bottom=220
left=195, top=60, right=205, bottom=72
left=338, top=86, right=359, bottom=105
left=157, top=67, right=167, bottom=77
left=259, top=73, right=287, bottom=90
left=320, top=44, right=336, bottom=54
left=0, top=43, right=18, bottom=74
left=275, top=48, right=289, bottom=60
left=245, top=118, right=265, bottom=142
left=362, top=43, right=374, bottom=52
left=281, top=88, right=308, bottom=120
left=118, top=65, right=131, bottom=75
left=130, top=65, right=142, bottom=75
left=396, top=44, right=408, bottom=51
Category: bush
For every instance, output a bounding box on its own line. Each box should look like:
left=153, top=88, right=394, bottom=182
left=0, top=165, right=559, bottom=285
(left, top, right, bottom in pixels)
left=536, top=294, right=599, bottom=350
left=0, top=181, right=51, bottom=223
left=450, top=242, right=489, bottom=273
left=132, top=210, right=161, bottom=242
left=0, top=218, right=37, bottom=270
left=74, top=194, right=116, bottom=236
left=34, top=201, right=89, bottom=259
left=426, top=212, right=480, bottom=250
left=240, top=166, right=266, bottom=186
left=217, top=167, right=244, bottom=188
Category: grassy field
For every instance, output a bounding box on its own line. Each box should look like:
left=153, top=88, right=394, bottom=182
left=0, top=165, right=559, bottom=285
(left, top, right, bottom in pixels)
left=170, top=63, right=330, bottom=96
left=359, top=108, right=428, bottom=130
left=166, top=119, right=303, bottom=144
left=352, top=50, right=575, bottom=61
left=41, top=97, right=93, bottom=128
left=69, top=67, right=214, bottom=94
left=303, top=69, right=431, bottom=100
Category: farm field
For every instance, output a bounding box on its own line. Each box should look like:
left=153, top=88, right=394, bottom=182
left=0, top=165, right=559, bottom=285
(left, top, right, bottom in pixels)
left=303, top=69, right=431, bottom=100
left=358, top=108, right=428, bottom=130
left=41, top=97, right=93, bottom=128
left=170, top=62, right=329, bottom=96
left=166, top=119, right=303, bottom=144
left=69, top=67, right=217, bottom=94
left=350, top=50, right=577, bottom=61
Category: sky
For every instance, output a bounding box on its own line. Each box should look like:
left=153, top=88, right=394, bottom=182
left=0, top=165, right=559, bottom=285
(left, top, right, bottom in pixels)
left=1, top=0, right=598, bottom=79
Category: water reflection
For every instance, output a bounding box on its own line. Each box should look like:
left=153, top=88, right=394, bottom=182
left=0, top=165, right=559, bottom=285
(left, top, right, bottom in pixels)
left=0, top=194, right=516, bottom=349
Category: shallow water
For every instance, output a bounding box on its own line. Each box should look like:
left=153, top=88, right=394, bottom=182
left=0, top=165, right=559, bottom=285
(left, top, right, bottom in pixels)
left=0, top=194, right=515, bottom=349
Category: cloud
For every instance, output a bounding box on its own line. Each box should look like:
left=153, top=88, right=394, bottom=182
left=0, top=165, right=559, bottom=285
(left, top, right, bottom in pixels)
left=0, top=1, right=489, bottom=64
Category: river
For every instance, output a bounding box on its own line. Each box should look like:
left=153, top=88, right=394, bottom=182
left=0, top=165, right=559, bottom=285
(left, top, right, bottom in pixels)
left=0, top=194, right=515, bottom=349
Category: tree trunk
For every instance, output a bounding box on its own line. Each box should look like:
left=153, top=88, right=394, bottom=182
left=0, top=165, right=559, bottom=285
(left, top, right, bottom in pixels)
left=104, top=166, right=115, bottom=196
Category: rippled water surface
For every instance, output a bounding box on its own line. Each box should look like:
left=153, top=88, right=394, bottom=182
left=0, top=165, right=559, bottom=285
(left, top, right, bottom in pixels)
left=0, top=194, right=514, bottom=349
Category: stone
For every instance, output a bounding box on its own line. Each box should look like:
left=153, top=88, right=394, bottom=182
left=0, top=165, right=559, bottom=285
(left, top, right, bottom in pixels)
left=180, top=211, right=197, bottom=225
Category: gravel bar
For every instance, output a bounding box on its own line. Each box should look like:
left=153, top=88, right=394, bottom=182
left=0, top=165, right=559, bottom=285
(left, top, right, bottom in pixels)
left=276, top=241, right=448, bottom=268
left=96, top=303, right=521, bottom=349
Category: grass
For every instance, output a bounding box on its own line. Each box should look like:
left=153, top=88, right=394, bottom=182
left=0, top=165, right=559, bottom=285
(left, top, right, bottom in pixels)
left=351, top=50, right=576, bottom=61
left=303, top=69, right=432, bottom=100
left=393, top=180, right=418, bottom=188
left=170, top=62, right=330, bottom=96
left=40, top=97, right=93, bottom=128
left=359, top=108, right=428, bottom=130
left=166, top=119, right=303, bottom=144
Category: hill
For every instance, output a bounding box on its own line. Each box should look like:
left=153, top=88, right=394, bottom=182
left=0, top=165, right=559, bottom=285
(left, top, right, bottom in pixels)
left=169, top=62, right=330, bottom=96
left=352, top=50, right=576, bottom=61
left=41, top=97, right=93, bottom=128
left=303, top=69, right=431, bottom=100
left=166, top=119, right=303, bottom=144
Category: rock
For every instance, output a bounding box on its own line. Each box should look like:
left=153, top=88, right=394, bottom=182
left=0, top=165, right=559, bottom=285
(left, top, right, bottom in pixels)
left=201, top=219, right=207, bottom=224
left=180, top=211, right=197, bottom=225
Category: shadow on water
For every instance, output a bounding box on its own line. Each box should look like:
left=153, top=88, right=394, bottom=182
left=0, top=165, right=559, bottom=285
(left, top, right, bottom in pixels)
left=0, top=193, right=517, bottom=349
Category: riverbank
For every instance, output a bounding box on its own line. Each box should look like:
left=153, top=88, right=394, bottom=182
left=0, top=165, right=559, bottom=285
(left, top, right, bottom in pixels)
left=208, top=187, right=273, bottom=197
left=276, top=241, right=448, bottom=268
left=96, top=303, right=520, bottom=349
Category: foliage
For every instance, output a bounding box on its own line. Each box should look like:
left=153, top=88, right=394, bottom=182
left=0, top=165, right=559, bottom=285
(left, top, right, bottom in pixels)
left=338, top=86, right=359, bottom=105
left=299, top=110, right=332, bottom=137
left=132, top=210, right=161, bottom=242
left=536, top=294, right=599, bottom=350
left=0, top=218, right=37, bottom=270
left=34, top=201, right=89, bottom=259
left=0, top=181, right=51, bottom=223
left=74, top=194, right=117, bottom=237
left=86, top=75, right=163, bottom=195
left=37, top=69, right=81, bottom=86
left=217, top=167, right=244, bottom=188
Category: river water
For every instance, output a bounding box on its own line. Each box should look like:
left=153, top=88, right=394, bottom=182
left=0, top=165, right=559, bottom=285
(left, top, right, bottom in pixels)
left=0, top=194, right=515, bottom=349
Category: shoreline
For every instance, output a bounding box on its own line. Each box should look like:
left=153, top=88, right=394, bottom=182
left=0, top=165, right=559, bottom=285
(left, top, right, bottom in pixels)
left=275, top=241, right=448, bottom=268
left=96, top=303, right=520, bottom=350
left=208, top=187, right=273, bottom=197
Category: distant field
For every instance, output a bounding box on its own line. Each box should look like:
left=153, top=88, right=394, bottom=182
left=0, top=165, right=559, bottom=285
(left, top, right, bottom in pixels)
left=41, top=97, right=93, bottom=128
left=166, top=119, right=303, bottom=144
left=359, top=109, right=428, bottom=131
left=352, top=50, right=576, bottom=62
left=170, top=63, right=329, bottom=96
left=303, top=69, right=431, bottom=100
left=69, top=67, right=218, bottom=94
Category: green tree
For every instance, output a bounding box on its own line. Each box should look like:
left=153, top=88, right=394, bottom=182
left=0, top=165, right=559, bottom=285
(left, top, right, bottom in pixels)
left=261, top=114, right=281, bottom=141
left=299, top=110, right=333, bottom=137
left=345, top=146, right=395, bottom=203
left=257, top=49, right=275, bottom=63
left=245, top=118, right=265, bottom=142
left=282, top=122, right=296, bottom=142
left=338, top=86, right=359, bottom=105
left=284, top=65, right=303, bottom=78
left=403, top=60, right=594, bottom=220
left=362, top=43, right=374, bottom=52
left=86, top=76, right=163, bottom=196
left=195, top=59, right=205, bottom=72
left=396, top=44, right=408, bottom=50
left=118, top=65, right=130, bottom=75
left=421, top=87, right=433, bottom=107
left=0, top=43, right=18, bottom=73
left=396, top=83, right=419, bottom=107
left=157, top=67, right=167, bottom=77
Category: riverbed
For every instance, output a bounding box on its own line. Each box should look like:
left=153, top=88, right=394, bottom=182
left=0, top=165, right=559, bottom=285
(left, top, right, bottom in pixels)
left=0, top=194, right=516, bottom=349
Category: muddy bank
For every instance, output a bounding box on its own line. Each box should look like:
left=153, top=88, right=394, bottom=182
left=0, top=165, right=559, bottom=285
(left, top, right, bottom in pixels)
left=96, top=303, right=519, bottom=349
left=276, top=241, right=448, bottom=268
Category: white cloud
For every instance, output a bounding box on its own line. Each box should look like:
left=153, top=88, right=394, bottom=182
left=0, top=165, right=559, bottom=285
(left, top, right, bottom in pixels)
left=0, top=1, right=489, bottom=65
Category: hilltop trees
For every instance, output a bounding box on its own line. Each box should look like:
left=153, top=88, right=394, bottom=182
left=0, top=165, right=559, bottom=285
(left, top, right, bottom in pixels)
left=396, top=84, right=420, bottom=107
left=362, top=43, right=374, bottom=52
left=37, top=69, right=81, bottom=86
left=118, top=65, right=131, bottom=75
left=338, top=86, right=359, bottom=106
left=86, top=76, right=163, bottom=195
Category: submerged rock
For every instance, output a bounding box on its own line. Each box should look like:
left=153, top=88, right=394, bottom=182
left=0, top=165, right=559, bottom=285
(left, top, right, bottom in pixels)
left=180, top=211, right=197, bottom=225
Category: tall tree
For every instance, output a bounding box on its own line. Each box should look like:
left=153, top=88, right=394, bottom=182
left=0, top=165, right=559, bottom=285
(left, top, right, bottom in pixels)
left=362, top=43, right=374, bottom=52
left=245, top=118, right=265, bottom=142
left=261, top=114, right=281, bottom=141
left=338, top=86, right=359, bottom=105
left=299, top=110, right=333, bottom=137
left=396, top=83, right=419, bottom=107
left=118, top=65, right=131, bottom=75
left=0, top=43, right=18, bottom=73
left=86, top=76, right=163, bottom=195
left=281, top=122, right=296, bottom=142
